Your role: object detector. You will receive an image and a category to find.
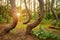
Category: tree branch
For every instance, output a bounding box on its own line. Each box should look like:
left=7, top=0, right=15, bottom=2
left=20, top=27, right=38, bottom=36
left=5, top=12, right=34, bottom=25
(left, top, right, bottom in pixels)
left=26, top=0, right=44, bottom=35
left=23, top=0, right=31, bottom=24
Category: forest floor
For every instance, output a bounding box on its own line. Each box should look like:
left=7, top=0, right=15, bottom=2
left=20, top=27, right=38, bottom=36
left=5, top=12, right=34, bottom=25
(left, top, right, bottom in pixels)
left=0, top=28, right=39, bottom=40
left=0, top=21, right=40, bottom=40
left=0, top=22, right=60, bottom=40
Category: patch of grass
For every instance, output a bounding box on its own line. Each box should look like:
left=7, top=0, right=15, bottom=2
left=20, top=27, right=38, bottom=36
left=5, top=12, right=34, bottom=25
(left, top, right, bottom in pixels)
left=31, top=25, right=60, bottom=40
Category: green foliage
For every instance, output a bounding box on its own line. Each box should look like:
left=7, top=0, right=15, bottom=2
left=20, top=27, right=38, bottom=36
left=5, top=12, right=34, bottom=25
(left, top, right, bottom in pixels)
left=56, top=20, right=60, bottom=27
left=40, top=18, right=53, bottom=25
left=31, top=25, right=59, bottom=40
left=46, top=13, right=53, bottom=20
left=57, top=13, right=60, bottom=19
left=30, top=7, right=40, bottom=20
left=0, top=15, right=7, bottom=23
left=0, top=5, right=12, bottom=23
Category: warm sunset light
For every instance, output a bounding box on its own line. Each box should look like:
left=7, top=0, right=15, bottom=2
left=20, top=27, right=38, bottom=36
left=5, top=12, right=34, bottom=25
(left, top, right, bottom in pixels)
left=0, top=0, right=60, bottom=40
left=17, top=12, right=20, bottom=17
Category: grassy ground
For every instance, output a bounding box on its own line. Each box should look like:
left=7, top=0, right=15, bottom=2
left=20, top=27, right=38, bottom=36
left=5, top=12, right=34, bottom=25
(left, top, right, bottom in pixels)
left=0, top=20, right=40, bottom=40
left=0, top=18, right=60, bottom=40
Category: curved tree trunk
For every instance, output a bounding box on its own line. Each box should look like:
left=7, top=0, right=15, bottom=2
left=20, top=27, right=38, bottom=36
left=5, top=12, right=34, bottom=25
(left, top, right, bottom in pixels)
left=23, top=0, right=31, bottom=24
left=0, top=0, right=18, bottom=36
left=26, top=0, right=44, bottom=35
left=51, top=0, right=58, bottom=25
left=5, top=0, right=18, bottom=31
left=49, top=0, right=58, bottom=29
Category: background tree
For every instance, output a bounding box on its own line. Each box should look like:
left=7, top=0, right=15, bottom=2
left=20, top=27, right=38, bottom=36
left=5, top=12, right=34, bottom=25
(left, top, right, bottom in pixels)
left=49, top=0, right=58, bottom=29
left=0, top=0, right=18, bottom=36
left=23, top=0, right=31, bottom=24
left=25, top=0, right=44, bottom=35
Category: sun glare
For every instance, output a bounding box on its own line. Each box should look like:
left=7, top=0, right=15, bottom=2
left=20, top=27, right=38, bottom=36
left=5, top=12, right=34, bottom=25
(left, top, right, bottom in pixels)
left=17, top=12, right=20, bottom=17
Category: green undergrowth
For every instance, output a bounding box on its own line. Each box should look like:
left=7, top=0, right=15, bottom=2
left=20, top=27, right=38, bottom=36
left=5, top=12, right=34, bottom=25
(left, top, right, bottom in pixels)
left=31, top=25, right=60, bottom=40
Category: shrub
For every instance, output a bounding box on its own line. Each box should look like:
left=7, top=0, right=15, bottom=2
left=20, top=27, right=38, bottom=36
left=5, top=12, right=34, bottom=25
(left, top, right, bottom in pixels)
left=46, top=13, right=53, bottom=19
left=56, top=20, right=60, bottom=27
left=0, top=5, right=12, bottom=23
left=57, top=13, right=60, bottom=19
left=31, top=25, right=59, bottom=40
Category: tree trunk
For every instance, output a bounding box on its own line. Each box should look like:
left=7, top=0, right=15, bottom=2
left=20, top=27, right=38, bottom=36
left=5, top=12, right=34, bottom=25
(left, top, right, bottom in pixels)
left=51, top=0, right=58, bottom=24
left=45, top=0, right=50, bottom=19
left=26, top=0, right=44, bottom=35
left=0, top=0, right=18, bottom=36
left=5, top=0, right=18, bottom=33
left=23, top=0, right=31, bottom=24
left=0, top=0, right=2, bottom=5
left=49, top=0, right=58, bottom=29
left=34, top=0, right=36, bottom=18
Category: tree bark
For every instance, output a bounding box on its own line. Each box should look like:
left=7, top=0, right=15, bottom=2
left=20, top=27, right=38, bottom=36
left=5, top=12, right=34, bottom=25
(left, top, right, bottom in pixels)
left=34, top=0, right=36, bottom=18
left=26, top=0, right=44, bottom=35
left=0, top=0, right=18, bottom=36
left=0, top=0, right=2, bottom=5
left=5, top=0, right=18, bottom=33
left=23, top=0, right=31, bottom=24
left=49, top=0, right=58, bottom=29
left=51, top=0, right=58, bottom=23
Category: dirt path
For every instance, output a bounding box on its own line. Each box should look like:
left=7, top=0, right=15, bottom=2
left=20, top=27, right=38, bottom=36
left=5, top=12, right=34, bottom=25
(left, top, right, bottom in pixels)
left=0, top=28, right=39, bottom=40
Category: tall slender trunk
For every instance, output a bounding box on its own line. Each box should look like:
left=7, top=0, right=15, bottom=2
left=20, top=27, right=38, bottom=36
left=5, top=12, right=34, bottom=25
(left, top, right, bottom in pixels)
left=26, top=0, right=44, bottom=35
left=34, top=0, right=36, bottom=18
left=23, top=0, right=31, bottom=24
left=46, top=0, right=50, bottom=19
left=0, top=0, right=2, bottom=5
left=49, top=0, right=58, bottom=29
left=51, top=0, right=58, bottom=25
